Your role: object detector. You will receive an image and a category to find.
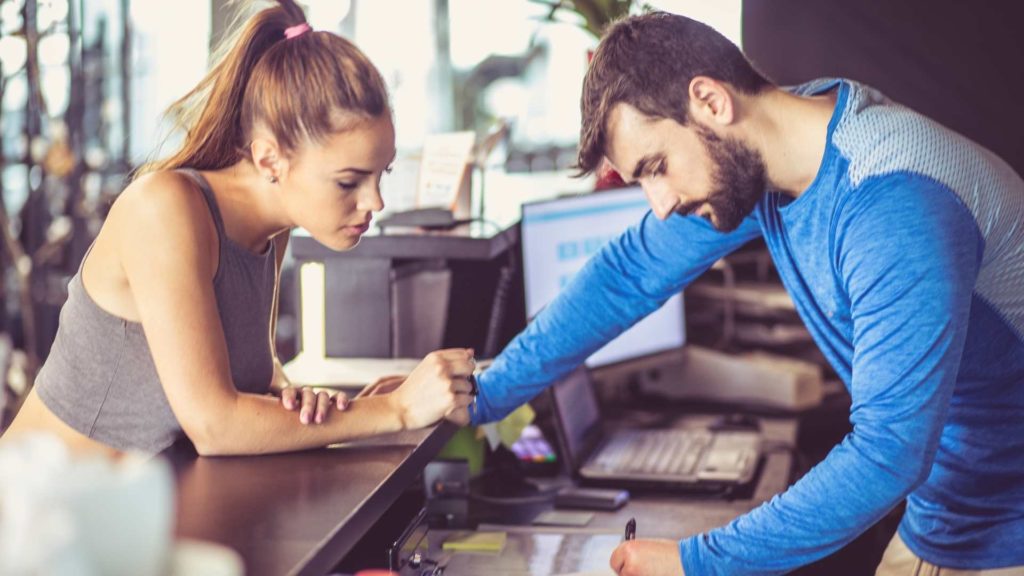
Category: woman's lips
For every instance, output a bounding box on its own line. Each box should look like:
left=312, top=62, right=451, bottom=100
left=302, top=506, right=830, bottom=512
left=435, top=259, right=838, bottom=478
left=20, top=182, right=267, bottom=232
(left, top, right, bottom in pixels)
left=342, top=222, right=370, bottom=236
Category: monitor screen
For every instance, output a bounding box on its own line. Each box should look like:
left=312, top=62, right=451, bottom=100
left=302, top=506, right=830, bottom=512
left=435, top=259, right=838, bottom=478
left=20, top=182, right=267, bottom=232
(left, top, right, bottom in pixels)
left=521, top=187, right=685, bottom=368
left=551, top=365, right=603, bottom=467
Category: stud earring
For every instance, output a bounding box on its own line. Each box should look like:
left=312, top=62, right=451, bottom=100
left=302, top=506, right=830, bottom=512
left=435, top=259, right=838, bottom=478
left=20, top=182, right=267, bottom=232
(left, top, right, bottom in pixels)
left=268, top=175, right=278, bottom=184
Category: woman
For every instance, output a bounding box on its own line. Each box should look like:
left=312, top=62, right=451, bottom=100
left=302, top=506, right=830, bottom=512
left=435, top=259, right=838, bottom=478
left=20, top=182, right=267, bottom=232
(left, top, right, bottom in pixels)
left=2, top=0, right=474, bottom=456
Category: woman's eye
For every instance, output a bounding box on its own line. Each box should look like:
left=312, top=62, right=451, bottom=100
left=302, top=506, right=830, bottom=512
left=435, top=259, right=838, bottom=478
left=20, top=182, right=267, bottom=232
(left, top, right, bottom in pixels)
left=337, top=181, right=358, bottom=191
left=384, top=164, right=395, bottom=175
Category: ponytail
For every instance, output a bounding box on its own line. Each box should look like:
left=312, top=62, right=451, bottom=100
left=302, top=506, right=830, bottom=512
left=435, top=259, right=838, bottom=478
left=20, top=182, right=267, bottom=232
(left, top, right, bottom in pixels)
left=136, top=0, right=389, bottom=178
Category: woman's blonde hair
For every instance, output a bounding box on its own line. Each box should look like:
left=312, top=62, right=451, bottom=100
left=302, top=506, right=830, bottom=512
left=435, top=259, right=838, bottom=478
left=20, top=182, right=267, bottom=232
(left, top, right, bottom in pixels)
left=137, top=0, right=389, bottom=178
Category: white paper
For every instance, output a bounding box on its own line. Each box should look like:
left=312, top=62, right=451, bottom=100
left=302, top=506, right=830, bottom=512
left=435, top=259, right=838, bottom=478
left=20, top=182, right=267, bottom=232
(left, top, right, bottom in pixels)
left=283, top=354, right=422, bottom=388
left=417, top=131, right=475, bottom=209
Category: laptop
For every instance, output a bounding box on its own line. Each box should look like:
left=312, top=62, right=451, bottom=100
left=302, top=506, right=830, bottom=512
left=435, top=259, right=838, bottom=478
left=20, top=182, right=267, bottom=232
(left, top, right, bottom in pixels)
left=550, top=365, right=763, bottom=492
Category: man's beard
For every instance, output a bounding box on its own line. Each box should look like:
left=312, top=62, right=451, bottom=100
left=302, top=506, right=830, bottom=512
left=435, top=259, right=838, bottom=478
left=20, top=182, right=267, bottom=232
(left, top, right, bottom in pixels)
left=676, top=125, right=768, bottom=232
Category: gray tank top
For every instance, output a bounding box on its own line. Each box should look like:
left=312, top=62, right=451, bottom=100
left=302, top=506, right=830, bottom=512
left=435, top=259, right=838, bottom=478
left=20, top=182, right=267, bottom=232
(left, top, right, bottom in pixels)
left=35, top=169, right=277, bottom=454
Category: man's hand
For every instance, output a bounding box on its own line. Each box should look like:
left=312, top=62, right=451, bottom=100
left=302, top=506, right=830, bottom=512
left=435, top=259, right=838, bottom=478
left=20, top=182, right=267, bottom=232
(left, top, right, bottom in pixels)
left=610, top=539, right=685, bottom=576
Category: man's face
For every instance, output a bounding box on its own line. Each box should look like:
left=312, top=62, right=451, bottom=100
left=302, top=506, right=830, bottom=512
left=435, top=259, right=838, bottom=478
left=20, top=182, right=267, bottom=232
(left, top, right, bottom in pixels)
left=605, top=103, right=767, bottom=232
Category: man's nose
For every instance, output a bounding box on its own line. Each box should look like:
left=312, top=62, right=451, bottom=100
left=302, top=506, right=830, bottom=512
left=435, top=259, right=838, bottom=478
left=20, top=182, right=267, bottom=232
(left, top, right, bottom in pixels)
left=642, top=183, right=676, bottom=220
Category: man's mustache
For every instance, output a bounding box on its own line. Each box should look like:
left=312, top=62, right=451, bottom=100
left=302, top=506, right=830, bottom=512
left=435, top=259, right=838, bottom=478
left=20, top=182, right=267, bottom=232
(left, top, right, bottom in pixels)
left=675, top=199, right=704, bottom=217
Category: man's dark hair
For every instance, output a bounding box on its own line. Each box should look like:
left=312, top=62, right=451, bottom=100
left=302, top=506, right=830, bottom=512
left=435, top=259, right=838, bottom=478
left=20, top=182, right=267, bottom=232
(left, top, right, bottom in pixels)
left=577, top=11, right=773, bottom=176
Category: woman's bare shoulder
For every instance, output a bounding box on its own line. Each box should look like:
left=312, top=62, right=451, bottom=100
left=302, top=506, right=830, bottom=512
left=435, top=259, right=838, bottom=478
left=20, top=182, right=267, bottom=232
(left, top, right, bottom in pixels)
left=111, top=170, right=207, bottom=222
left=104, top=170, right=220, bottom=273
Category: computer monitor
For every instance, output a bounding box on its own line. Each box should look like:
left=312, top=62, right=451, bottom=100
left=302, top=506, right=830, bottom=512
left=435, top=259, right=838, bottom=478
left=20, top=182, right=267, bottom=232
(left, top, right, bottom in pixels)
left=520, top=187, right=686, bottom=368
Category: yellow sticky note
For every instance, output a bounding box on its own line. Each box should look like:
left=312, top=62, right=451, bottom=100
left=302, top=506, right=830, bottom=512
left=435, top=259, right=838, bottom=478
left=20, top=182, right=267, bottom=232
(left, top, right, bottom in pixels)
left=496, top=403, right=536, bottom=448
left=442, top=531, right=507, bottom=553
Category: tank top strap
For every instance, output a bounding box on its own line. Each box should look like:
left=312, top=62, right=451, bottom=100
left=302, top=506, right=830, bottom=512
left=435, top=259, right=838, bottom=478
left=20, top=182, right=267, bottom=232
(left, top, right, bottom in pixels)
left=176, top=168, right=227, bottom=240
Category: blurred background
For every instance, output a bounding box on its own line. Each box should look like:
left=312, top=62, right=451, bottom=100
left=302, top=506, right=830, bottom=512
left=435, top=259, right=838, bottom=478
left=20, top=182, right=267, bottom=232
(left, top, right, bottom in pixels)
left=0, top=0, right=744, bottom=424
left=0, top=0, right=1021, bottom=434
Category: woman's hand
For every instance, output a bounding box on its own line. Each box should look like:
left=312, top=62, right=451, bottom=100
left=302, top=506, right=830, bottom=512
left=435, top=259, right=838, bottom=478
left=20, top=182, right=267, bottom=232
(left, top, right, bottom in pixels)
left=388, top=349, right=476, bottom=430
left=280, top=386, right=350, bottom=425
left=356, top=375, right=406, bottom=398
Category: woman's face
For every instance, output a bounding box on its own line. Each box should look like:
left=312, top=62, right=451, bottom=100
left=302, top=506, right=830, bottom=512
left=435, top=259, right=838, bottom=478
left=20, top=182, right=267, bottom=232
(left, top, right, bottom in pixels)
left=279, top=114, right=396, bottom=251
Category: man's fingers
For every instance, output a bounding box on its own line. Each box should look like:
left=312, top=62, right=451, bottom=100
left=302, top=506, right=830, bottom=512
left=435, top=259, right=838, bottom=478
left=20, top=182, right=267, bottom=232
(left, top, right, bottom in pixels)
left=610, top=542, right=628, bottom=574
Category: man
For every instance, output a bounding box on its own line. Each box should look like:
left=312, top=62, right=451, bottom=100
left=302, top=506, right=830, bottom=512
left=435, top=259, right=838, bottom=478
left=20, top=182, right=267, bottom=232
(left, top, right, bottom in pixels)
left=469, top=12, right=1024, bottom=576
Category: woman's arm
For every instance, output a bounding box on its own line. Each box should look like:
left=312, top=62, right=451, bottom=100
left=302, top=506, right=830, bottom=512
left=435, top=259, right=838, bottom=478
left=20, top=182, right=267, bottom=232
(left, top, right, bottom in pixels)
left=264, top=233, right=351, bottom=425
left=113, top=173, right=470, bottom=456
left=197, top=349, right=474, bottom=455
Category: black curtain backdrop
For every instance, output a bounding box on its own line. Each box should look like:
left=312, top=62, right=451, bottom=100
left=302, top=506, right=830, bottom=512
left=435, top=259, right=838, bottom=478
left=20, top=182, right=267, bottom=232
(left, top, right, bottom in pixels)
left=743, top=0, right=1024, bottom=177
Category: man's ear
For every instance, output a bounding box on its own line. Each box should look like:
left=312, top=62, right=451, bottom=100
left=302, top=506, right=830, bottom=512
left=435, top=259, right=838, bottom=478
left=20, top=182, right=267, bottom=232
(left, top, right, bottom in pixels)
left=688, top=76, right=735, bottom=127
left=250, top=137, right=290, bottom=183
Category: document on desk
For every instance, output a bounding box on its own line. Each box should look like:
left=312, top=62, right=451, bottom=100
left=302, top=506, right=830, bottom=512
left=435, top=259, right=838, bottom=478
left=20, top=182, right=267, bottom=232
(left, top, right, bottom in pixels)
left=442, top=531, right=619, bottom=576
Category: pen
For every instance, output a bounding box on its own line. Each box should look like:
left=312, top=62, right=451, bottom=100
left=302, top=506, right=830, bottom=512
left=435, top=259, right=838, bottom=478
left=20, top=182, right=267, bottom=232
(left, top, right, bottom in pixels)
left=625, top=517, right=636, bottom=541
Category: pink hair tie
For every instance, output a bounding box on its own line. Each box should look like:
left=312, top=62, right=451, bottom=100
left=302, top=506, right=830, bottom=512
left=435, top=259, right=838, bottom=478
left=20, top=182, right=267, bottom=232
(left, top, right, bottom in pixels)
left=284, top=23, right=311, bottom=40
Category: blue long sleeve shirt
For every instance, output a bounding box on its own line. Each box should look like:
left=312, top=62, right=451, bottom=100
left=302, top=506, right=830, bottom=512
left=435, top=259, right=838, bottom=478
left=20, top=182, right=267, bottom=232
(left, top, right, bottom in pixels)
left=470, top=79, right=1024, bottom=572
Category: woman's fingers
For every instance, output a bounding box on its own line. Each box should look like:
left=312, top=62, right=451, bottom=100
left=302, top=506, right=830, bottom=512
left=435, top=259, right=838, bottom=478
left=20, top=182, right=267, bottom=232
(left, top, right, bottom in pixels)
left=356, top=375, right=406, bottom=398
left=314, top=390, right=332, bottom=424
left=281, top=386, right=299, bottom=410
left=429, top=349, right=476, bottom=378
left=432, top=348, right=475, bottom=362
left=445, top=406, right=471, bottom=426
left=334, top=391, right=350, bottom=410
left=282, top=386, right=349, bottom=424
left=450, top=378, right=474, bottom=395
left=300, top=387, right=317, bottom=424
left=396, top=348, right=479, bottom=430
left=450, top=393, right=474, bottom=411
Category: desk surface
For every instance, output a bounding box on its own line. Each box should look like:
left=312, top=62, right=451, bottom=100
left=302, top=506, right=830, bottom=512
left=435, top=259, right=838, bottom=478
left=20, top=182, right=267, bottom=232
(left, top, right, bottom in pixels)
left=399, top=417, right=797, bottom=576
left=471, top=416, right=795, bottom=575
left=167, top=416, right=795, bottom=576
left=166, top=423, right=457, bottom=576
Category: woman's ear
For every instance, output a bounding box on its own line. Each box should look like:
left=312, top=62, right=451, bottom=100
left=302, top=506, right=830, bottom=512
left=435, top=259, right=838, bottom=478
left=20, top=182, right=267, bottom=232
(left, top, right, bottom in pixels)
left=688, top=76, right=735, bottom=127
left=250, top=137, right=288, bottom=183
